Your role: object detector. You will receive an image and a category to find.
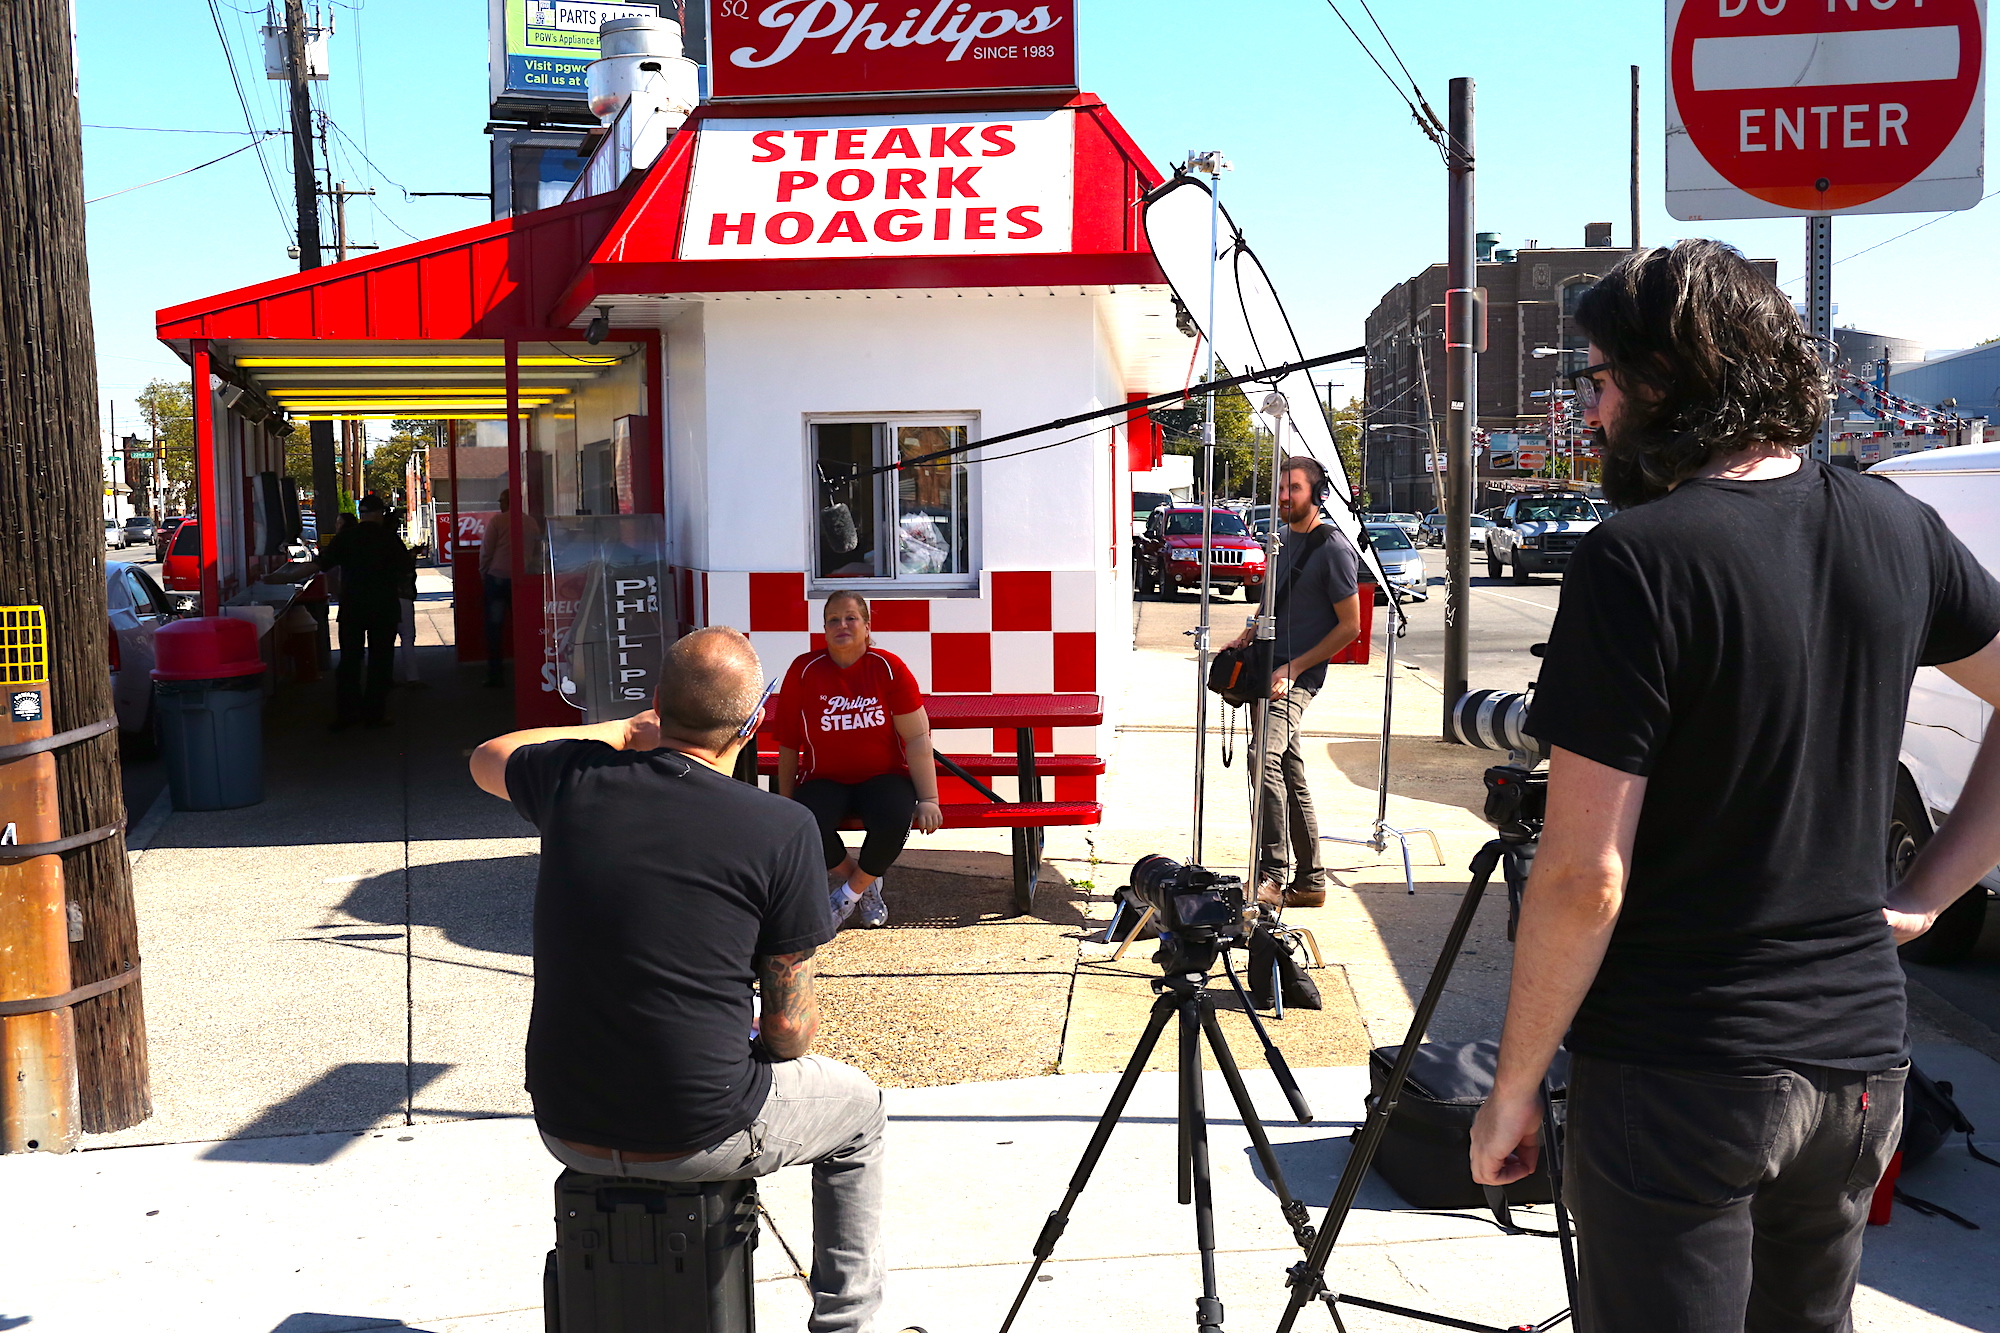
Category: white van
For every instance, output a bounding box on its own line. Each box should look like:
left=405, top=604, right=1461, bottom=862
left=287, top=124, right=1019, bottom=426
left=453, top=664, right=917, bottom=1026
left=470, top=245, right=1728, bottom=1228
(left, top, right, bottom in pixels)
left=1870, top=442, right=2000, bottom=962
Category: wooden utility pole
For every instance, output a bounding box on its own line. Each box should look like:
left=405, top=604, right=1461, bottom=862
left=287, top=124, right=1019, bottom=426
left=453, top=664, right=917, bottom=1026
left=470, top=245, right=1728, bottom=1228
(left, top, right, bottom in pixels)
left=284, top=0, right=341, bottom=542
left=0, top=0, right=151, bottom=1135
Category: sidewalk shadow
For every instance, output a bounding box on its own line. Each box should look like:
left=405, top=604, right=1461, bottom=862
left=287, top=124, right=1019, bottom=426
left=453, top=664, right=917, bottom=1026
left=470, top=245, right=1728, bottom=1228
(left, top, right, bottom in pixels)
left=1321, top=736, right=1489, bottom=817
left=200, top=1063, right=451, bottom=1162
left=335, top=858, right=538, bottom=957
left=268, top=1317, right=437, bottom=1333
left=1247, top=1135, right=1438, bottom=1212
left=879, top=850, right=1088, bottom=928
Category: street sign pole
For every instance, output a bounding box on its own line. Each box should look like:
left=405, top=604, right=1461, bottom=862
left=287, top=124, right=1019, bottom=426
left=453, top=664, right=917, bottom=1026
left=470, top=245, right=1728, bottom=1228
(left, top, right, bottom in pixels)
left=1442, top=78, right=1475, bottom=741
left=1806, top=215, right=1834, bottom=463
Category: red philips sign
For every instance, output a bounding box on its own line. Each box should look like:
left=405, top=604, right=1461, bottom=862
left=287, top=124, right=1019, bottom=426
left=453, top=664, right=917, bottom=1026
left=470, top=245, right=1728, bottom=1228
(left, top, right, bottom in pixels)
left=706, top=0, right=1079, bottom=101
left=1665, top=0, right=1986, bottom=219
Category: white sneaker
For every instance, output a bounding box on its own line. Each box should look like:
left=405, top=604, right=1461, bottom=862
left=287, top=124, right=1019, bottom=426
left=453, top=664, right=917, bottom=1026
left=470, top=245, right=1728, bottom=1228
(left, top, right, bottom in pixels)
left=829, top=885, right=862, bottom=928
left=857, top=880, right=888, bottom=928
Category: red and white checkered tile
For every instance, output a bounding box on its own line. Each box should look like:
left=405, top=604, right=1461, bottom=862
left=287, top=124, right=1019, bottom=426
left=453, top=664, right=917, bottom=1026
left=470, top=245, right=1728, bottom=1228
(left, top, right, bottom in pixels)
left=673, top=567, right=1106, bottom=796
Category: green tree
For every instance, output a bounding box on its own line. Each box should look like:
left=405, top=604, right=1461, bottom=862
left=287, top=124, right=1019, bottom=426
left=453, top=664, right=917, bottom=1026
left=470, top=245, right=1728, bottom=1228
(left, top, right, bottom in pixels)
left=363, top=422, right=428, bottom=505
left=1153, top=364, right=1273, bottom=501
left=135, top=379, right=196, bottom=513
left=1323, top=394, right=1366, bottom=510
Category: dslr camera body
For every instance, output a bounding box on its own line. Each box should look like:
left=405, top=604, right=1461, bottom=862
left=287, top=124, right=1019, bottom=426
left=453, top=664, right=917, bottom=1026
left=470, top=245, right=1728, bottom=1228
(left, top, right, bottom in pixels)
left=1125, top=854, right=1249, bottom=975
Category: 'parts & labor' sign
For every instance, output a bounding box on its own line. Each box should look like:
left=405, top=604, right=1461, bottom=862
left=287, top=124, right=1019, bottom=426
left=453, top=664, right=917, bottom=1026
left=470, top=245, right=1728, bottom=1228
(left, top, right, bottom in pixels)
left=1666, top=0, right=1986, bottom=219
left=706, top=0, right=1078, bottom=100
left=678, top=109, right=1074, bottom=258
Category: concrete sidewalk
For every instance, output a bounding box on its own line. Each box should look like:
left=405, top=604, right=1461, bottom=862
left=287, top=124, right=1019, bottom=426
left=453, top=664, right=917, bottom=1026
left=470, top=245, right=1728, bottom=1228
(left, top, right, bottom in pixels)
left=7, top=1054, right=1997, bottom=1332
left=7, top=583, right=1999, bottom=1332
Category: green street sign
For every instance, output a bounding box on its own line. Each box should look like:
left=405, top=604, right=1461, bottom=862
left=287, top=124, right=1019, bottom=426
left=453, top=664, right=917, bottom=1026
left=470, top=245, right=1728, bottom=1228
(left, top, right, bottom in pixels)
left=126, top=451, right=155, bottom=459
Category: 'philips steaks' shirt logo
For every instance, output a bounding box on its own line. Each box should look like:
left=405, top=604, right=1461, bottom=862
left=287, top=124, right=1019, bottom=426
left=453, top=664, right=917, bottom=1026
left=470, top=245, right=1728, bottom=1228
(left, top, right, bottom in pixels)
left=817, top=693, right=887, bottom=731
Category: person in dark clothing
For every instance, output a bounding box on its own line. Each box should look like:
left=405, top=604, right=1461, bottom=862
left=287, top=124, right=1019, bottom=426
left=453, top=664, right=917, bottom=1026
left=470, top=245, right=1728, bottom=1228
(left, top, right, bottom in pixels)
left=314, top=493, right=411, bottom=730
left=1467, top=241, right=2000, bottom=1333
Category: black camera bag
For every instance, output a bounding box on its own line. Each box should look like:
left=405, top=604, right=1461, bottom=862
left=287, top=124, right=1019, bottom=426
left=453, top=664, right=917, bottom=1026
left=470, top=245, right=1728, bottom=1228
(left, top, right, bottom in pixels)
left=1206, top=525, right=1333, bottom=706
left=1364, top=1040, right=1569, bottom=1211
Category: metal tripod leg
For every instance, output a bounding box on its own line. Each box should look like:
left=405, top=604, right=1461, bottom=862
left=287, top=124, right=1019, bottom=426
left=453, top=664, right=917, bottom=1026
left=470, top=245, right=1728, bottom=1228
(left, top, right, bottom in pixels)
left=1181, top=998, right=1225, bottom=1333
left=998, top=989, right=1179, bottom=1333
left=1198, top=999, right=1315, bottom=1250
left=1275, top=841, right=1504, bottom=1333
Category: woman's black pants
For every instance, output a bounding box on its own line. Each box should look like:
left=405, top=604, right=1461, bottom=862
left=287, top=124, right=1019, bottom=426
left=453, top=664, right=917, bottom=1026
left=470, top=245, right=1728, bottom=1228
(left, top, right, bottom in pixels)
left=793, top=774, right=918, bottom=877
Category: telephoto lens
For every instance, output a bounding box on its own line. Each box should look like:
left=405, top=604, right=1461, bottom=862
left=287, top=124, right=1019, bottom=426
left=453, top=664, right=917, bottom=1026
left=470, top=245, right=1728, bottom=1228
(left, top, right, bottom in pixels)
left=1451, top=689, right=1545, bottom=761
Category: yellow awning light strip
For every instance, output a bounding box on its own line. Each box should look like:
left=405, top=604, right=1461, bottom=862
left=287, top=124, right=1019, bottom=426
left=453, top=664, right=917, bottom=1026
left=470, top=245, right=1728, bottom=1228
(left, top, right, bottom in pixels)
left=290, top=413, right=577, bottom=422
left=238, top=356, right=623, bottom=368
left=278, top=401, right=558, bottom=410
left=266, top=387, right=572, bottom=399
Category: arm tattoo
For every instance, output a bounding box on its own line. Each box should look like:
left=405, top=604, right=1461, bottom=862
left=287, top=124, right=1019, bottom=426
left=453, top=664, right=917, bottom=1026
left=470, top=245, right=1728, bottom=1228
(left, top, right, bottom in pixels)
left=755, top=946, right=819, bottom=1056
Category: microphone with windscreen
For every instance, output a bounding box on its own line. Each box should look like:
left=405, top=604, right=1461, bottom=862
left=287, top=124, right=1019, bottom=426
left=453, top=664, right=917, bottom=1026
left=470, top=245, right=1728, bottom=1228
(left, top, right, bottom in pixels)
left=817, top=461, right=860, bottom=553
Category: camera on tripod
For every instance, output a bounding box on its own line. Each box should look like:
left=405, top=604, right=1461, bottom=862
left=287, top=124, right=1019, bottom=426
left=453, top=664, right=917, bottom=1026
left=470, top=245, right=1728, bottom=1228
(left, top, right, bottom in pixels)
left=1124, top=854, right=1249, bottom=974
left=1482, top=764, right=1546, bottom=843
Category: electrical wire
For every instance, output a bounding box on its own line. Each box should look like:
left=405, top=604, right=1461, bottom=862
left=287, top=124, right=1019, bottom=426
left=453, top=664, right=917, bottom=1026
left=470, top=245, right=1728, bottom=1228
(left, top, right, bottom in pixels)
left=206, top=0, right=293, bottom=240
left=85, top=137, right=277, bottom=204
left=1316, top=0, right=1447, bottom=159
left=84, top=123, right=282, bottom=135
left=1778, top=188, right=2000, bottom=288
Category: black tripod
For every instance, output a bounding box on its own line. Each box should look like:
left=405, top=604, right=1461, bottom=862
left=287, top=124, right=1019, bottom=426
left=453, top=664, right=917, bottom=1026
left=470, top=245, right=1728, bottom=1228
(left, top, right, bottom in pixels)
left=999, top=955, right=1320, bottom=1333
left=1275, top=835, right=1580, bottom=1333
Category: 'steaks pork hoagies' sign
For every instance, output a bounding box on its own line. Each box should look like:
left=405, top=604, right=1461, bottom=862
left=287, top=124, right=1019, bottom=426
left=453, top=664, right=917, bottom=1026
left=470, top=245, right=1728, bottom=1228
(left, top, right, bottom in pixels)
left=678, top=110, right=1074, bottom=259
left=707, top=0, right=1078, bottom=100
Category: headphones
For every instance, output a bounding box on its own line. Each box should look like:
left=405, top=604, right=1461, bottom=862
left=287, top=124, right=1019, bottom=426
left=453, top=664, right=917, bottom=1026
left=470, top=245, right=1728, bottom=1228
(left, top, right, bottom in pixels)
left=1286, top=456, right=1332, bottom=506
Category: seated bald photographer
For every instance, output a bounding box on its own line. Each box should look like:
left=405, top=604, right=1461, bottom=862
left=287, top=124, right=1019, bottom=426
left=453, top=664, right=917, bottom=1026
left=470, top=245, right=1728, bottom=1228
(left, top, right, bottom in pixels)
left=470, top=627, right=890, bottom=1333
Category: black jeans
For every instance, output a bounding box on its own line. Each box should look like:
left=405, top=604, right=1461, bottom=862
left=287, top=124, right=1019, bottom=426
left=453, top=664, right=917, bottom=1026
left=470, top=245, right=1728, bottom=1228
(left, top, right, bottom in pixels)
left=482, top=574, right=511, bottom=678
left=336, top=617, right=398, bottom=723
left=794, top=774, right=917, bottom=877
left=1566, top=1054, right=1907, bottom=1333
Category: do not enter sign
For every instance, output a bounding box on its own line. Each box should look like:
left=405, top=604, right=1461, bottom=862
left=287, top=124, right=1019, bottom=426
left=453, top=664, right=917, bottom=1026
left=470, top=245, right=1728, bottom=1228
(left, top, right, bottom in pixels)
left=1666, top=0, right=1986, bottom=219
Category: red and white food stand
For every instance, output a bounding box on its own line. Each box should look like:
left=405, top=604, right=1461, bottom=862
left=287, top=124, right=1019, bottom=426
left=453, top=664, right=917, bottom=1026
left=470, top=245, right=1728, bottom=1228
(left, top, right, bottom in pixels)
left=155, top=5, right=1185, bottom=801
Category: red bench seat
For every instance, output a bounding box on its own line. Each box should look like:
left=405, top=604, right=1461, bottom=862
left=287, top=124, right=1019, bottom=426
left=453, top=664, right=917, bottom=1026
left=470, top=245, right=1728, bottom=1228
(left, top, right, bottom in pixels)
left=836, top=801, right=1102, bottom=832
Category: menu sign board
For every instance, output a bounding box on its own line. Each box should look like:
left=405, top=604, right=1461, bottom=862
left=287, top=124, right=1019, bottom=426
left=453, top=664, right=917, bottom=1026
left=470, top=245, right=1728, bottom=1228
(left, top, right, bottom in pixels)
left=678, top=109, right=1074, bottom=258
left=707, top=0, right=1079, bottom=101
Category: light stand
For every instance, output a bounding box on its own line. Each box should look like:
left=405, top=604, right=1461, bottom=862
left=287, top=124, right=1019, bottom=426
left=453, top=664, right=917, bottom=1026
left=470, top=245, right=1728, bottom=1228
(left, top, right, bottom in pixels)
left=1187, top=149, right=1230, bottom=866
left=1320, top=583, right=1443, bottom=894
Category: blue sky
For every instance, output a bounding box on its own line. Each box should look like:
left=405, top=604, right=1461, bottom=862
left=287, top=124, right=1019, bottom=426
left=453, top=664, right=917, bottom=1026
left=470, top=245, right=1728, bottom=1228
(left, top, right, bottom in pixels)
left=79, top=0, right=1999, bottom=442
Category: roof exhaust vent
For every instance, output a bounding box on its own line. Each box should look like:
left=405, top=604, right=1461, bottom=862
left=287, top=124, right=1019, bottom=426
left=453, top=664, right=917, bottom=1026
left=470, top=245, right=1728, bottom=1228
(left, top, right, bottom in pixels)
left=588, top=16, right=699, bottom=128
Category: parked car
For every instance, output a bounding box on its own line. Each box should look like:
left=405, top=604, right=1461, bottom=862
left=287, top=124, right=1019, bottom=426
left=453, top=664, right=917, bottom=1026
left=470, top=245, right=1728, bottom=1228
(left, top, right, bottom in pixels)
left=1418, top=513, right=1497, bottom=548
left=1871, top=442, right=2000, bottom=962
left=122, top=515, right=157, bottom=544
left=1129, top=490, right=1174, bottom=575
left=162, top=517, right=201, bottom=603
left=1134, top=506, right=1266, bottom=599
left=107, top=561, right=175, bottom=749
left=1374, top=512, right=1423, bottom=541
left=1363, top=522, right=1428, bottom=602
left=154, top=515, right=187, bottom=562
left=1484, top=492, right=1601, bottom=583
left=104, top=519, right=130, bottom=549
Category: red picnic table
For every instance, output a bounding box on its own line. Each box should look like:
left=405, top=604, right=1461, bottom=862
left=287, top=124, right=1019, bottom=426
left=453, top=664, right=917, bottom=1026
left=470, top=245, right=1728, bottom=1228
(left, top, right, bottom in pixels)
left=747, top=692, right=1104, bottom=913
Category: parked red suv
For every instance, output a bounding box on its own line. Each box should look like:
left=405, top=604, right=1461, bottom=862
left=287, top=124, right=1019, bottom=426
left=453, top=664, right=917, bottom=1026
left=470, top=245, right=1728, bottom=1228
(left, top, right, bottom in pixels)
left=1134, top=506, right=1266, bottom=599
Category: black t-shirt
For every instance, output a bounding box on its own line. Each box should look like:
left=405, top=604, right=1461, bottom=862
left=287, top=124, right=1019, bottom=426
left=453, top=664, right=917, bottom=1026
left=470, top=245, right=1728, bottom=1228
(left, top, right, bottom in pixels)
left=1528, top=460, right=2000, bottom=1073
left=1267, top=522, right=1361, bottom=691
left=318, top=521, right=410, bottom=626
left=507, top=739, right=833, bottom=1152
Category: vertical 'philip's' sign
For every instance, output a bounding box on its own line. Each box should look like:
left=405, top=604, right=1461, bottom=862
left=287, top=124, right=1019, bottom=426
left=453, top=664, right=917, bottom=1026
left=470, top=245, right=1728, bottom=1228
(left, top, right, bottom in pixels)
left=706, top=0, right=1079, bottom=101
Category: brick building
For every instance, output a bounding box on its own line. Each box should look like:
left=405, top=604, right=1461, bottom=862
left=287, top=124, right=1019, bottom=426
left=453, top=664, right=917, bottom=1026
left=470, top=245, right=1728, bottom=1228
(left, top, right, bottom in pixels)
left=1361, top=226, right=1776, bottom=512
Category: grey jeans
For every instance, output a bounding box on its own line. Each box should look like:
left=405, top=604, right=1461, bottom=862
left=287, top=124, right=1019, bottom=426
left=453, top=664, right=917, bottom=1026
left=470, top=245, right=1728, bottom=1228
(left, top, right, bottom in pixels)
left=541, top=1054, right=887, bottom=1333
left=1255, top=683, right=1324, bottom=891
left=1566, top=1054, right=1907, bottom=1333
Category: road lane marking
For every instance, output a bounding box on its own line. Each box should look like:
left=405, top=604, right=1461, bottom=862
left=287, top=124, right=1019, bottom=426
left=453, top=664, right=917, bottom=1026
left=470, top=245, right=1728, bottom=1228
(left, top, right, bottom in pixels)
left=1474, top=587, right=1561, bottom=613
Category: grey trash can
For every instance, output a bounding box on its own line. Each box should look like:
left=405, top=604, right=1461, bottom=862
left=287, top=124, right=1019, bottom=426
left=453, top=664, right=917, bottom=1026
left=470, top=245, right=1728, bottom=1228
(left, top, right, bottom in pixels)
left=152, top=616, right=268, bottom=811
left=154, top=675, right=266, bottom=810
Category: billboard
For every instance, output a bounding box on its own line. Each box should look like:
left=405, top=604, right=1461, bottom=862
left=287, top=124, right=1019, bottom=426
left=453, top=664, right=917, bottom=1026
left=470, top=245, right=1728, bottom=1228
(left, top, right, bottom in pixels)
left=677, top=109, right=1074, bottom=259
left=707, top=0, right=1079, bottom=101
left=491, top=0, right=668, bottom=107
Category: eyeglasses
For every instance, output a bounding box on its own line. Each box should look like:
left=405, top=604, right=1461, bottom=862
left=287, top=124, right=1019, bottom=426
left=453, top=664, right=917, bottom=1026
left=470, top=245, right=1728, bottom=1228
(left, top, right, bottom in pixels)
left=736, top=677, right=781, bottom=739
left=1569, top=363, right=1614, bottom=410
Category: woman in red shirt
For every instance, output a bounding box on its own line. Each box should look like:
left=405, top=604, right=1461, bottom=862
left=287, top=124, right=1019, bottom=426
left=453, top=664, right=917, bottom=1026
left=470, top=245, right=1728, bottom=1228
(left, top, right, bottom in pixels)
left=775, top=591, right=943, bottom=928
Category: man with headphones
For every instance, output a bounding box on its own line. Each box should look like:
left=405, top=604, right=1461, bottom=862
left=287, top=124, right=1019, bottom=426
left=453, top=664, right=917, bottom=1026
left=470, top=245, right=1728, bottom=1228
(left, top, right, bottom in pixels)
left=1228, top=455, right=1363, bottom=908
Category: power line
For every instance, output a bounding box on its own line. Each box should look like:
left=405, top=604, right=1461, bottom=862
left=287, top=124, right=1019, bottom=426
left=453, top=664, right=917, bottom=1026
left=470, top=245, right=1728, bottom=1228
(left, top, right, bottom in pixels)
left=1354, top=0, right=1444, bottom=133
left=1316, top=0, right=1446, bottom=158
left=84, top=123, right=283, bottom=135
left=85, top=137, right=277, bottom=205
left=1777, top=189, right=2000, bottom=288
left=205, top=0, right=294, bottom=241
